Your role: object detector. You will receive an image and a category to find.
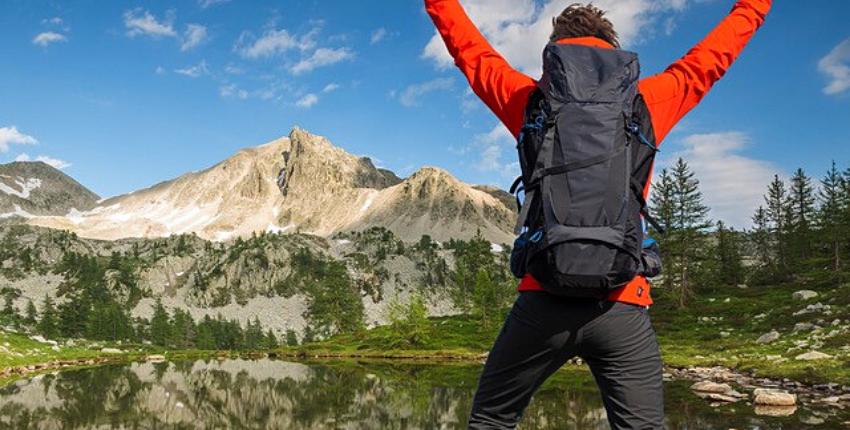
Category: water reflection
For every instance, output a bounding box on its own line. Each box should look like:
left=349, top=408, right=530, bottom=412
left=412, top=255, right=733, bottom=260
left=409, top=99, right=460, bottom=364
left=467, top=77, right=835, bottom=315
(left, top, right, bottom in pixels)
left=0, top=359, right=845, bottom=429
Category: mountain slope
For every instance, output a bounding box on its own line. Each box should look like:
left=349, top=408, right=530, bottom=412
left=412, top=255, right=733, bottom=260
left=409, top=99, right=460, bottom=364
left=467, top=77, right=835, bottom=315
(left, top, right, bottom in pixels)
left=0, top=162, right=99, bottom=218
left=27, top=128, right=515, bottom=244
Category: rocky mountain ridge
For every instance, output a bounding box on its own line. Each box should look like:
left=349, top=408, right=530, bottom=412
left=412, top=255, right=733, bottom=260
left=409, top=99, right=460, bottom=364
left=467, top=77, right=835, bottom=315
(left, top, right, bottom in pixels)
left=0, top=162, right=100, bottom=218
left=20, top=127, right=514, bottom=244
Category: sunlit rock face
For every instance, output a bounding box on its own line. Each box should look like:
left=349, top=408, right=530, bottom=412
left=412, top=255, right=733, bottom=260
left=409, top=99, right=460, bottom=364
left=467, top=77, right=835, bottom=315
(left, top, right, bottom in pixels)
left=25, top=127, right=514, bottom=245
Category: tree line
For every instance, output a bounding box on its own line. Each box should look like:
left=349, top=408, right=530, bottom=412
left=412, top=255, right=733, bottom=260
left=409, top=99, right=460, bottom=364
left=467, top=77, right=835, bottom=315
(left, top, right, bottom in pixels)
left=650, top=158, right=850, bottom=307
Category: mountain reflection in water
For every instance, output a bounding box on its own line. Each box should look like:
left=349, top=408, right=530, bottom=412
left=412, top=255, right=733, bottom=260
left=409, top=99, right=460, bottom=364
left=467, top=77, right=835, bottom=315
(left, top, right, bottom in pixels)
left=0, top=359, right=846, bottom=429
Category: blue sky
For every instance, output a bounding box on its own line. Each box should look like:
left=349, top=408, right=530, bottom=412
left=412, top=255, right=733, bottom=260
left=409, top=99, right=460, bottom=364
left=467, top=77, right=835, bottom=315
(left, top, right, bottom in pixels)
left=1, top=0, right=848, bottom=227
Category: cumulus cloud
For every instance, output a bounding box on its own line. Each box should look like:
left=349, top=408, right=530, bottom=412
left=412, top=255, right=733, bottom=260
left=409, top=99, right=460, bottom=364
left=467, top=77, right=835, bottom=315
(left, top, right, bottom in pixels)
left=32, top=32, right=67, bottom=47
left=235, top=28, right=315, bottom=58
left=423, top=0, right=718, bottom=74
left=659, top=131, right=779, bottom=228
left=371, top=27, right=388, bottom=44
left=290, top=47, right=354, bottom=75
left=181, top=24, right=209, bottom=51
left=15, top=153, right=71, bottom=170
left=296, top=93, right=319, bottom=108
left=819, top=37, right=850, bottom=95
left=397, top=77, right=454, bottom=107
left=175, top=60, right=210, bottom=78
left=0, top=126, right=39, bottom=152
left=124, top=9, right=177, bottom=39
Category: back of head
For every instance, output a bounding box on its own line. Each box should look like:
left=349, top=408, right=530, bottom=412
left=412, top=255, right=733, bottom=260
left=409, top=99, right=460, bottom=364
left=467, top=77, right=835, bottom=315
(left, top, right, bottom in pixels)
left=550, top=3, right=620, bottom=49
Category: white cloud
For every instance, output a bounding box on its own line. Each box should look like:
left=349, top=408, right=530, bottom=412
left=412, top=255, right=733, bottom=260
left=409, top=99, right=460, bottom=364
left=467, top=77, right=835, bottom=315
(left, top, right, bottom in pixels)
left=235, top=28, right=315, bottom=59
left=290, top=47, right=354, bottom=75
left=659, top=132, right=779, bottom=228
left=371, top=27, right=388, bottom=44
left=224, top=63, right=244, bottom=75
left=181, top=24, right=209, bottom=51
left=819, top=37, right=850, bottom=95
left=155, top=66, right=167, bottom=75
left=472, top=124, right=515, bottom=173
left=296, top=93, right=319, bottom=108
left=175, top=60, right=210, bottom=78
left=220, top=84, right=248, bottom=99
left=423, top=0, right=717, bottom=74
left=397, top=77, right=454, bottom=107
left=124, top=9, right=177, bottom=39
left=199, top=0, right=234, bottom=8
left=32, top=32, right=67, bottom=47
left=0, top=126, right=38, bottom=152
left=322, top=83, right=341, bottom=93
left=42, top=17, right=63, bottom=26
left=15, top=153, right=71, bottom=170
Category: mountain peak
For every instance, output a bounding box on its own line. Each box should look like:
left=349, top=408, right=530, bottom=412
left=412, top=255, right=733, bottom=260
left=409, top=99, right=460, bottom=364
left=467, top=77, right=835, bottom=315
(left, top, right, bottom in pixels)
left=0, top=161, right=99, bottom=218
left=26, top=127, right=513, bottom=244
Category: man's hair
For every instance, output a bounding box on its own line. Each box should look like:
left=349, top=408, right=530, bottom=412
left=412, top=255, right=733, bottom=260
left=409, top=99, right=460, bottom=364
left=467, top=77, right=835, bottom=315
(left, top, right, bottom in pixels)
left=550, top=3, right=620, bottom=48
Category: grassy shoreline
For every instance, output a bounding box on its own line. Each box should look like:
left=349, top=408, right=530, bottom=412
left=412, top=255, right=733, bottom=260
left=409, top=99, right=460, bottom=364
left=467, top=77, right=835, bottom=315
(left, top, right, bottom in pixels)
left=2, top=283, right=848, bottom=388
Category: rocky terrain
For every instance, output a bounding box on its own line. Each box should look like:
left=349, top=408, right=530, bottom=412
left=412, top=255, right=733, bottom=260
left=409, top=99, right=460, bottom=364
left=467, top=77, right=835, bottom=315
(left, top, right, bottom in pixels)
left=22, top=127, right=515, bottom=244
left=0, top=223, right=477, bottom=339
left=0, top=161, right=99, bottom=218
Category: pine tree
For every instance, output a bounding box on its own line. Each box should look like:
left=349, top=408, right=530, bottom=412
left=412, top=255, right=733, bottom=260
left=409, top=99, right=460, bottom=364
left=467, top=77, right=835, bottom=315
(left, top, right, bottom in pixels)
left=2, top=293, right=17, bottom=323
left=24, top=300, right=38, bottom=327
left=195, top=315, right=216, bottom=350
left=285, top=329, right=299, bottom=347
left=170, top=309, right=195, bottom=349
left=787, top=168, right=816, bottom=269
left=649, top=168, right=676, bottom=291
left=261, top=329, right=279, bottom=350
left=37, top=295, right=60, bottom=339
left=244, top=317, right=265, bottom=350
left=750, top=206, right=775, bottom=279
left=149, top=299, right=172, bottom=347
left=819, top=161, right=844, bottom=283
left=765, top=175, right=791, bottom=279
left=305, top=261, right=365, bottom=336
left=653, top=159, right=711, bottom=307
left=714, top=221, right=744, bottom=286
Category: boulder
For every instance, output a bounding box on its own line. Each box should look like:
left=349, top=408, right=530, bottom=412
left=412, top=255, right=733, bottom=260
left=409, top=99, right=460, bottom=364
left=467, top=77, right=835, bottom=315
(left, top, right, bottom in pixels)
left=792, top=290, right=818, bottom=300
left=690, top=381, right=746, bottom=403
left=795, top=351, right=833, bottom=361
left=757, top=330, right=781, bottom=344
left=754, top=388, right=797, bottom=406
left=754, top=405, right=797, bottom=417
left=100, top=348, right=124, bottom=354
left=793, top=322, right=815, bottom=333
left=691, top=381, right=732, bottom=393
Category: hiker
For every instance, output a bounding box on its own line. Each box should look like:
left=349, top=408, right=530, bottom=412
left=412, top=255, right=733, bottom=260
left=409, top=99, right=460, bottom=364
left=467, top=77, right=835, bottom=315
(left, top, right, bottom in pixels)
left=424, top=0, right=773, bottom=428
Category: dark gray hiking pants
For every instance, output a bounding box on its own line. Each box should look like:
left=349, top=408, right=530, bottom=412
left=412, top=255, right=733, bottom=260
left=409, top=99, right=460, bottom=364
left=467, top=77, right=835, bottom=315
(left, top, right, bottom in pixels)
left=468, top=291, right=664, bottom=430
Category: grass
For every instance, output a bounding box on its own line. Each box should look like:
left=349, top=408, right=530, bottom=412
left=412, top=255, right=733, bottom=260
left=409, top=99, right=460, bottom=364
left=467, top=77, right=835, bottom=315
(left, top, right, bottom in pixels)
left=3, top=282, right=848, bottom=387
left=651, top=282, right=850, bottom=384
left=285, top=282, right=850, bottom=385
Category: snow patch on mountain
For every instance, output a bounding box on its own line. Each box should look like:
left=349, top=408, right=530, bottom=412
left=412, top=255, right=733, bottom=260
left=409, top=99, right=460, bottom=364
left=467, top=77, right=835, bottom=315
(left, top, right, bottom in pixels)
left=360, top=191, right=378, bottom=213
left=0, top=204, right=35, bottom=219
left=0, top=177, right=42, bottom=199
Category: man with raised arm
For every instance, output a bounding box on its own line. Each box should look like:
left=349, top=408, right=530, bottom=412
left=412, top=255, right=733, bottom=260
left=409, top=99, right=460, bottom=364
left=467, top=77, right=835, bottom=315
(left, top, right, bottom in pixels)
left=424, top=1, right=773, bottom=429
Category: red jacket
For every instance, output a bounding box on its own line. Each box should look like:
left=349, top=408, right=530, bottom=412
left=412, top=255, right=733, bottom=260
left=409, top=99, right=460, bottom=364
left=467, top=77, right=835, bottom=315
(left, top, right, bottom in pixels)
left=425, top=0, right=772, bottom=306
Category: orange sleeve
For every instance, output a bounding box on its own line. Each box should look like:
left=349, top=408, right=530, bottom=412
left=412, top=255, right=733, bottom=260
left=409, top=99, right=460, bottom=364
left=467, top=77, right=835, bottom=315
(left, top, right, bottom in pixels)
left=424, top=0, right=537, bottom=138
left=638, top=0, right=773, bottom=144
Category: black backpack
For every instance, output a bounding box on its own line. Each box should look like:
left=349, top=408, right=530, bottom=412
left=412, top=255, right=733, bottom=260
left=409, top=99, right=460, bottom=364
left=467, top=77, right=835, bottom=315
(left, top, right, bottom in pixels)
left=509, top=43, right=664, bottom=298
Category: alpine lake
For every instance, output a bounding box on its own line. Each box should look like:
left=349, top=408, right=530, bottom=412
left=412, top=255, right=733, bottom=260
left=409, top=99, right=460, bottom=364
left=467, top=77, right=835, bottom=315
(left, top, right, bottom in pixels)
left=0, top=359, right=847, bottom=430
